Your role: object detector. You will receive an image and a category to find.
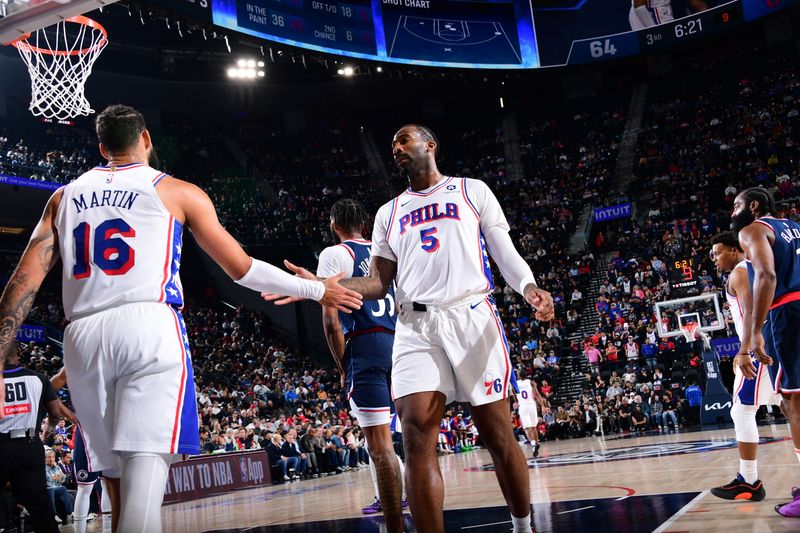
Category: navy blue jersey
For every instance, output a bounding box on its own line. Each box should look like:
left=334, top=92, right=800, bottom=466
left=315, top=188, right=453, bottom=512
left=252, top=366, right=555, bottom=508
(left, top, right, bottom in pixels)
left=338, top=240, right=397, bottom=337
left=747, top=216, right=800, bottom=303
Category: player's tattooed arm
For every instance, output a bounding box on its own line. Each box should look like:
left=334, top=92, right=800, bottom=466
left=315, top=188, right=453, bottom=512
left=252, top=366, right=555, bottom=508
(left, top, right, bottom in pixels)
left=339, top=256, right=397, bottom=300
left=0, top=190, right=61, bottom=418
left=0, top=190, right=61, bottom=370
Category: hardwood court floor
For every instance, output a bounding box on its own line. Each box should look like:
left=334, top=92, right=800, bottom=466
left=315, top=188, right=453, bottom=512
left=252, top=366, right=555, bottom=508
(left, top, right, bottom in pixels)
left=68, top=423, right=800, bottom=532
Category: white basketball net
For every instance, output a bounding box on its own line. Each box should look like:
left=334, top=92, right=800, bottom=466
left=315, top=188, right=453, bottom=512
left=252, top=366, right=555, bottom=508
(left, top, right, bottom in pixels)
left=12, top=16, right=107, bottom=120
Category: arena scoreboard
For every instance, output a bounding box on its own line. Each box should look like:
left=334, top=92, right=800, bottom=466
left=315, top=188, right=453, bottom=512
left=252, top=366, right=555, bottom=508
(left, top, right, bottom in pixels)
left=668, top=257, right=700, bottom=296
left=155, top=0, right=800, bottom=68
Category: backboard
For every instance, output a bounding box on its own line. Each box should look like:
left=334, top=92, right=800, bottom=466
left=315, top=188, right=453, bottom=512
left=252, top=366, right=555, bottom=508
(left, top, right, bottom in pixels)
left=654, top=292, right=724, bottom=341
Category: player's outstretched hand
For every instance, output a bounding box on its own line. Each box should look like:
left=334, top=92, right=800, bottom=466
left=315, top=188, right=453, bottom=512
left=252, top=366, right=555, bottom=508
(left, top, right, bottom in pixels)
left=283, top=260, right=318, bottom=281
left=320, top=272, right=362, bottom=313
left=750, top=331, right=773, bottom=367
left=524, top=285, right=554, bottom=321
left=261, top=260, right=322, bottom=305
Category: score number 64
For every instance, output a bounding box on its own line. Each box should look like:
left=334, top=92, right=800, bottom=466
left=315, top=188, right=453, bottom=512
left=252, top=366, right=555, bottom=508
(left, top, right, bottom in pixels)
left=589, top=39, right=618, bottom=58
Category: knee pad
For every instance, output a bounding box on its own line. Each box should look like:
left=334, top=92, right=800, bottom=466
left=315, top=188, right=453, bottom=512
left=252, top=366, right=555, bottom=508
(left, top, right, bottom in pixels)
left=730, top=403, right=760, bottom=443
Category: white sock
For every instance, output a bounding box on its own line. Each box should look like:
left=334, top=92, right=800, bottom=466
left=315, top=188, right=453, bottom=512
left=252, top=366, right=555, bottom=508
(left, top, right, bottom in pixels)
left=634, top=5, right=657, bottom=27
left=795, top=448, right=800, bottom=465
left=369, top=459, right=380, bottom=500
left=740, top=459, right=758, bottom=484
left=532, top=440, right=538, bottom=445
left=118, top=452, right=172, bottom=533
left=511, top=512, right=532, bottom=533
left=74, top=482, right=94, bottom=519
left=100, top=478, right=112, bottom=513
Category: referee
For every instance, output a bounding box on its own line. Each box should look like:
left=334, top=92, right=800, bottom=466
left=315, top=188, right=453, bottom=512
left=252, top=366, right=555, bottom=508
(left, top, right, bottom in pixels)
left=1, top=344, right=73, bottom=532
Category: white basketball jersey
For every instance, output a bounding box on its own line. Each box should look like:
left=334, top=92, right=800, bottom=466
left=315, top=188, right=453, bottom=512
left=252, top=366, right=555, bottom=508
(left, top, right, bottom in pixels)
left=55, top=163, right=183, bottom=320
left=371, top=177, right=509, bottom=306
left=517, top=379, right=536, bottom=408
left=725, top=260, right=747, bottom=339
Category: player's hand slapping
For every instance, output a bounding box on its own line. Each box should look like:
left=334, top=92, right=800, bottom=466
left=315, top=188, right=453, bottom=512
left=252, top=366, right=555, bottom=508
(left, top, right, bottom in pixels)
left=523, top=284, right=555, bottom=321
left=262, top=260, right=362, bottom=313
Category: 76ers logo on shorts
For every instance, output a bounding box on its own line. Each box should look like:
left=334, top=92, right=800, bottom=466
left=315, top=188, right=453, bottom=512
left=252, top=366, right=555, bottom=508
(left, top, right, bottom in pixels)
left=77, top=469, right=89, bottom=482
left=483, top=372, right=502, bottom=395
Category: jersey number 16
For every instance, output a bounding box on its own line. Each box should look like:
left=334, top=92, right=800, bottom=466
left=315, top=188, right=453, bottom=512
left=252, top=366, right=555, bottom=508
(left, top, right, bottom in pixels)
left=73, top=218, right=136, bottom=279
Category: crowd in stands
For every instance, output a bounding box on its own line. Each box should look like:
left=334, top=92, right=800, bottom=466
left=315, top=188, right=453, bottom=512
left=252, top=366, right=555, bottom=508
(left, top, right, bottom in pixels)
left=0, top=122, right=95, bottom=183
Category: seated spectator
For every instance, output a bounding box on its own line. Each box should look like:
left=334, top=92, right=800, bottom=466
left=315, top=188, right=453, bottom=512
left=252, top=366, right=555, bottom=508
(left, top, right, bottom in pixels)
left=322, top=428, right=345, bottom=472
left=57, top=451, right=76, bottom=491
left=53, top=418, right=69, bottom=439
left=45, top=449, right=74, bottom=523
left=267, top=433, right=300, bottom=481
left=650, top=395, right=665, bottom=430
left=330, top=427, right=350, bottom=469
left=606, top=380, right=623, bottom=400
left=662, top=390, right=680, bottom=429
left=622, top=367, right=637, bottom=385
left=631, top=406, right=648, bottom=432
left=300, top=427, right=323, bottom=477
left=282, top=430, right=310, bottom=478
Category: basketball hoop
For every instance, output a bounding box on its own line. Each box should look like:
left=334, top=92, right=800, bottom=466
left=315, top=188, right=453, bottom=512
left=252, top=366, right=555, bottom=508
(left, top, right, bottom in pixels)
left=9, top=16, right=107, bottom=120
left=680, top=322, right=699, bottom=343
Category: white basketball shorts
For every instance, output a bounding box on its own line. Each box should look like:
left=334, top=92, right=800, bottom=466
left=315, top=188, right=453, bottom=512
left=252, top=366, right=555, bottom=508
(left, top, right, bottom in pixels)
left=63, top=302, right=200, bottom=472
left=732, top=357, right=782, bottom=406
left=391, top=294, right=513, bottom=406
left=349, top=398, right=392, bottom=428
left=519, top=404, right=539, bottom=428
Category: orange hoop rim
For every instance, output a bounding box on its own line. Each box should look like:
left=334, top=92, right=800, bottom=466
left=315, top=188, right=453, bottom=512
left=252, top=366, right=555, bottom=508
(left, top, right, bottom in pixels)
left=681, top=322, right=699, bottom=340
left=9, top=16, right=107, bottom=57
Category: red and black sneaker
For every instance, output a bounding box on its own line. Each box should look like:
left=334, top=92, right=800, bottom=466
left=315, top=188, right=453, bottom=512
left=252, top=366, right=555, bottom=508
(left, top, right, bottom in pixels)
left=711, top=474, right=766, bottom=501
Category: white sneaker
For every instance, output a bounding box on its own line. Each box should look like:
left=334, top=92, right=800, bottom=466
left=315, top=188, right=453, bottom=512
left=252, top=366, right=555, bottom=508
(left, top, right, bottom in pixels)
left=54, top=516, right=63, bottom=524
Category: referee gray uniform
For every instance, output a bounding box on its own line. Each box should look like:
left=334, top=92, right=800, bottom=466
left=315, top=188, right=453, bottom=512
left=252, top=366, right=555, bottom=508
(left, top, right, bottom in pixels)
left=1, top=364, right=60, bottom=533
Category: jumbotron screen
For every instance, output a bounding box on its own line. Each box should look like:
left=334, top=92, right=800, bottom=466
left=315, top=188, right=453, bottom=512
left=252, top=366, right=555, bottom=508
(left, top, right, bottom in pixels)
left=159, top=0, right=798, bottom=68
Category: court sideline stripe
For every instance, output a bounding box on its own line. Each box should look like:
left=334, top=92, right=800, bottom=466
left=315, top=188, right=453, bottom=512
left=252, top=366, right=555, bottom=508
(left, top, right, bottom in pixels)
left=460, top=519, right=511, bottom=530
left=556, top=505, right=595, bottom=515
left=651, top=490, right=708, bottom=533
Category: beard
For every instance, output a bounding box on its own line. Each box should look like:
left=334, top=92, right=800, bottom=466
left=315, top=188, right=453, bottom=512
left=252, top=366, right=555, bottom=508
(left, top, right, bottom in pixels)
left=730, top=209, right=755, bottom=234
left=148, top=145, right=161, bottom=169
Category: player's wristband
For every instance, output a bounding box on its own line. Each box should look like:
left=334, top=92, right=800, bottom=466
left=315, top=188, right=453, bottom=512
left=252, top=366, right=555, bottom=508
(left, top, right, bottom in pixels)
left=236, top=258, right=325, bottom=301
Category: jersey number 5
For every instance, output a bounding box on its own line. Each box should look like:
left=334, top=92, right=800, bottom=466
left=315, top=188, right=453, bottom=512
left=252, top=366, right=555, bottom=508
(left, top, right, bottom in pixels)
left=420, top=227, right=439, bottom=253
left=73, top=218, right=136, bottom=278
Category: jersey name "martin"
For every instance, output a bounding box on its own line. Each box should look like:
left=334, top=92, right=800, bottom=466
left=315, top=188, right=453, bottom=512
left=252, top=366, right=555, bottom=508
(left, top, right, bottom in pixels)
left=72, top=190, right=141, bottom=214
